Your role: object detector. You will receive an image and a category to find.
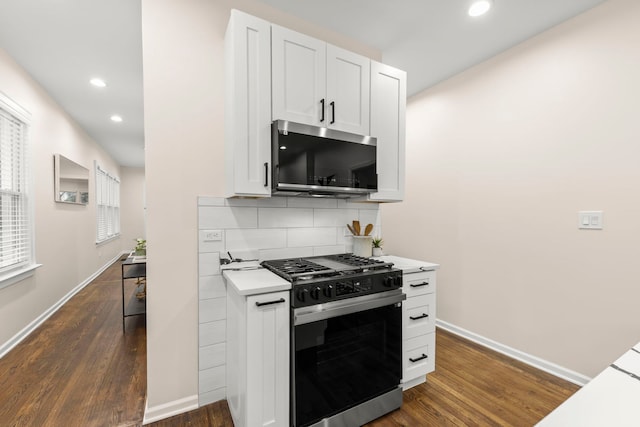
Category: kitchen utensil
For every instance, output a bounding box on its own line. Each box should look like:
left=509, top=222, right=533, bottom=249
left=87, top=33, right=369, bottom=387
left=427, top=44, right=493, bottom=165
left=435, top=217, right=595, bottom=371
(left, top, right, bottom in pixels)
left=364, top=223, right=373, bottom=236
left=347, top=224, right=356, bottom=235
left=353, top=220, right=361, bottom=236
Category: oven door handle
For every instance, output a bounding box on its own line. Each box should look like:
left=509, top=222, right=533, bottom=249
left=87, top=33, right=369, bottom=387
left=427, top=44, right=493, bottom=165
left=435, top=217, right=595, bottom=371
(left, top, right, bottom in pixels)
left=293, top=290, right=406, bottom=325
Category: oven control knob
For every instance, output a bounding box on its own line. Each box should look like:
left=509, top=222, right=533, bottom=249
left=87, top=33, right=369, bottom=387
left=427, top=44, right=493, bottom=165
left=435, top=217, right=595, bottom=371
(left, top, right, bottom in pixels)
left=297, top=288, right=309, bottom=302
left=310, top=286, right=321, bottom=300
left=383, top=276, right=394, bottom=287
left=323, top=284, right=333, bottom=298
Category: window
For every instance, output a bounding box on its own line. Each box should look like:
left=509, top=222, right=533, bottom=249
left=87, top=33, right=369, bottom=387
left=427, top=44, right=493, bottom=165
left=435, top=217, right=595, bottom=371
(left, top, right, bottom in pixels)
left=95, top=164, right=120, bottom=243
left=0, top=92, right=36, bottom=288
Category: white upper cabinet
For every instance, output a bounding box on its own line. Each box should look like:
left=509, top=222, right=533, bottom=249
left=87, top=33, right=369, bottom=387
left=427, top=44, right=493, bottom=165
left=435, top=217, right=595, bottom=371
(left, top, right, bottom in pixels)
left=272, top=25, right=326, bottom=127
left=225, top=10, right=272, bottom=197
left=367, top=61, right=407, bottom=202
left=226, top=11, right=405, bottom=201
left=326, top=45, right=370, bottom=135
left=272, top=25, right=370, bottom=135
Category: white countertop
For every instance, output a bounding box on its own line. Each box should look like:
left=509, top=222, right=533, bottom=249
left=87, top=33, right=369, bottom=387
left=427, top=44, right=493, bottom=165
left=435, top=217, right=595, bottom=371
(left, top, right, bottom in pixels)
left=373, top=255, right=439, bottom=273
left=221, top=261, right=291, bottom=296
left=221, top=254, right=439, bottom=295
left=537, top=342, right=640, bottom=426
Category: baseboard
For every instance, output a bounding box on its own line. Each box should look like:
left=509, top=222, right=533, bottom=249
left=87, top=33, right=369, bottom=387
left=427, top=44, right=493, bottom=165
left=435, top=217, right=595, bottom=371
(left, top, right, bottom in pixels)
left=0, top=251, right=127, bottom=359
left=143, top=395, right=199, bottom=424
left=436, top=319, right=591, bottom=387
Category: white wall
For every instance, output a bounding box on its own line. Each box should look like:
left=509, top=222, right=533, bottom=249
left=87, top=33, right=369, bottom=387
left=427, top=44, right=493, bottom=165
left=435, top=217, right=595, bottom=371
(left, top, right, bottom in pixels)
left=383, top=0, right=640, bottom=378
left=120, top=166, right=146, bottom=251
left=140, top=0, right=381, bottom=421
left=0, top=47, right=123, bottom=354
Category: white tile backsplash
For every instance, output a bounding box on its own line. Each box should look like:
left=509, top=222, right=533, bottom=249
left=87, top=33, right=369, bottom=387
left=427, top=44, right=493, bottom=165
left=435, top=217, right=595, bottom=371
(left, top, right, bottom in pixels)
left=358, top=209, right=381, bottom=236
left=225, top=228, right=287, bottom=252
left=314, top=208, right=359, bottom=227
left=199, top=320, right=226, bottom=347
left=259, top=246, right=314, bottom=261
left=288, top=227, right=337, bottom=248
left=287, top=197, right=338, bottom=209
left=199, top=343, right=226, bottom=370
left=200, top=206, right=258, bottom=229
left=199, top=365, right=226, bottom=394
left=198, top=252, right=221, bottom=276
left=258, top=207, right=313, bottom=228
left=313, top=245, right=347, bottom=256
left=197, top=195, right=381, bottom=404
left=198, top=197, right=225, bottom=207
left=199, top=275, right=226, bottom=300
left=345, top=200, right=379, bottom=210
left=199, top=387, right=226, bottom=407
left=199, top=297, right=226, bottom=323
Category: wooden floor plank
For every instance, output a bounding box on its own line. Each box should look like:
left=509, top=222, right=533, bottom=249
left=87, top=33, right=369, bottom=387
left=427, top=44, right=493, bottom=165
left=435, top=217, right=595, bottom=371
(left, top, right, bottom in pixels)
left=0, top=259, right=579, bottom=426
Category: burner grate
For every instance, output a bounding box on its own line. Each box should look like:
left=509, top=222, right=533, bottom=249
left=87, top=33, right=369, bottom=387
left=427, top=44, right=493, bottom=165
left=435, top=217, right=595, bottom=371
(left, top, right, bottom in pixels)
left=261, top=253, right=393, bottom=282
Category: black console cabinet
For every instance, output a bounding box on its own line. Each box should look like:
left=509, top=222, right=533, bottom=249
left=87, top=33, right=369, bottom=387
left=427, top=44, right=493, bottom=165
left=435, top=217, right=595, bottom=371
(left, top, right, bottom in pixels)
left=121, top=256, right=146, bottom=332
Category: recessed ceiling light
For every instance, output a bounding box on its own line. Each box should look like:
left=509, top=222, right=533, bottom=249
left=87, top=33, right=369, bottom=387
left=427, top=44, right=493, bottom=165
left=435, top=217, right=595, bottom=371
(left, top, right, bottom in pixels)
left=110, top=115, right=123, bottom=123
left=468, top=0, right=492, bottom=17
left=90, top=78, right=107, bottom=88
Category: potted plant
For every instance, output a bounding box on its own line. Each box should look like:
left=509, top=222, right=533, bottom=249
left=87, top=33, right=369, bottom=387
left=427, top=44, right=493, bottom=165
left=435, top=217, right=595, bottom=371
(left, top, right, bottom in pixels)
left=372, top=237, right=384, bottom=257
left=134, top=238, right=146, bottom=257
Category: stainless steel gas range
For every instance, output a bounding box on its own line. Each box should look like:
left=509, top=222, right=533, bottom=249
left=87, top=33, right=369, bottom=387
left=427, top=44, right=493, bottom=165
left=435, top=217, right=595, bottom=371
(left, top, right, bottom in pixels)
left=261, top=253, right=406, bottom=427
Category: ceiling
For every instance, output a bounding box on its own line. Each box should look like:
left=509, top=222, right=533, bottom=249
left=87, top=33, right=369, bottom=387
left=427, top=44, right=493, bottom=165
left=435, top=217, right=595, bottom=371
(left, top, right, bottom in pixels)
left=0, top=0, right=606, bottom=169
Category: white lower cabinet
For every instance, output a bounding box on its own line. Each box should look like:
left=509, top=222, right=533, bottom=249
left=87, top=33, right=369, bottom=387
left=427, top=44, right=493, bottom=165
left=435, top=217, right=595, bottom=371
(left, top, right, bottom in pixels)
left=403, top=332, right=436, bottom=387
left=373, top=256, right=439, bottom=390
left=226, top=288, right=290, bottom=427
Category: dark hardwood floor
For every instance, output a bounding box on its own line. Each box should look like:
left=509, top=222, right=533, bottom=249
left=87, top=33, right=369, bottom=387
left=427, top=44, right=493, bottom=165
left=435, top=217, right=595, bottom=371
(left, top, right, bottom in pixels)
left=0, top=258, right=579, bottom=426
left=0, top=257, right=147, bottom=427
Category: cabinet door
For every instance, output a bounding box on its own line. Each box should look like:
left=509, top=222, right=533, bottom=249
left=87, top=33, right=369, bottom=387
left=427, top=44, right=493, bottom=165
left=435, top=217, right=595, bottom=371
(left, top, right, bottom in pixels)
left=326, top=45, right=370, bottom=135
left=272, top=25, right=326, bottom=126
left=246, top=291, right=290, bottom=427
left=368, top=61, right=406, bottom=202
left=225, top=10, right=271, bottom=197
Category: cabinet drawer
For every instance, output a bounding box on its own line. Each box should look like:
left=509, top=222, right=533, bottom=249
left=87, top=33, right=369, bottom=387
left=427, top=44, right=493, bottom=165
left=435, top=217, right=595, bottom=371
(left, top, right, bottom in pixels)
left=403, top=332, right=435, bottom=381
left=403, top=293, right=436, bottom=339
left=403, top=270, right=436, bottom=297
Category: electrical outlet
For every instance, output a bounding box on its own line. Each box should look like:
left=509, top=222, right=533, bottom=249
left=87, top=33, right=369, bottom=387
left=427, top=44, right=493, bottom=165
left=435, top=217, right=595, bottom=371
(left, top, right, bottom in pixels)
left=203, top=230, right=223, bottom=241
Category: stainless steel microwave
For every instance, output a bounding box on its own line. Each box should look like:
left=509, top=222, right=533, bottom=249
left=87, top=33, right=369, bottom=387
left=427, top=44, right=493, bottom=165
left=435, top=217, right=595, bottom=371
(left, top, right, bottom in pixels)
left=271, top=120, right=377, bottom=197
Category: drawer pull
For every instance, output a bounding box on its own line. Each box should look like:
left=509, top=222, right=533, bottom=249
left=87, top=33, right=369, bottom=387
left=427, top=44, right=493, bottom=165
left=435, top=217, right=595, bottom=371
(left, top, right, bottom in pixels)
left=410, top=313, right=429, bottom=320
left=410, top=281, right=429, bottom=288
left=255, top=298, right=286, bottom=307
left=409, top=353, right=428, bottom=363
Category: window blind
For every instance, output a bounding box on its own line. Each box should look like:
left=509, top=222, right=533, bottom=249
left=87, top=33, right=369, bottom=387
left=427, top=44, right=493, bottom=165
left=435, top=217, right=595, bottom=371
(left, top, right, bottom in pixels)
left=96, top=164, right=120, bottom=243
left=0, top=103, right=31, bottom=274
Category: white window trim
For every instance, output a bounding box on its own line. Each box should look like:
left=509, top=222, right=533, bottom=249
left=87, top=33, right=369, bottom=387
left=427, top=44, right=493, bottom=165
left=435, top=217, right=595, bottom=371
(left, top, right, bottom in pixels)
left=0, top=263, right=42, bottom=291
left=0, top=92, right=37, bottom=289
left=95, top=161, right=121, bottom=244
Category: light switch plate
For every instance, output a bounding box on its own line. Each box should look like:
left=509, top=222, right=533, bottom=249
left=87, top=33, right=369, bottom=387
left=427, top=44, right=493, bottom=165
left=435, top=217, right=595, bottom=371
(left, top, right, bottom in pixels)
left=578, top=211, right=603, bottom=230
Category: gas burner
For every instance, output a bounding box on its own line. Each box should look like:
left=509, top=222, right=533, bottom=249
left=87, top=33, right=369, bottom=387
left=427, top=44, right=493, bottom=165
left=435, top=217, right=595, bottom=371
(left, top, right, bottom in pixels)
left=261, top=253, right=394, bottom=283
left=324, top=253, right=385, bottom=267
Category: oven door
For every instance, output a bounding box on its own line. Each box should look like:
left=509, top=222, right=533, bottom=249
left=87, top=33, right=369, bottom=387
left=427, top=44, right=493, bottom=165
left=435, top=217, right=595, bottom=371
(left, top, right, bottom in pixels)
left=292, top=289, right=405, bottom=427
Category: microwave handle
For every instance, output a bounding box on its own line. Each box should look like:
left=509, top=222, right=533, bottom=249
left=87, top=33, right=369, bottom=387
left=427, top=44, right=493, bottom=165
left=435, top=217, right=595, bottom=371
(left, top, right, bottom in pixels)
left=330, top=101, right=335, bottom=124
left=264, top=162, right=268, bottom=187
